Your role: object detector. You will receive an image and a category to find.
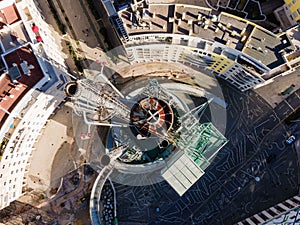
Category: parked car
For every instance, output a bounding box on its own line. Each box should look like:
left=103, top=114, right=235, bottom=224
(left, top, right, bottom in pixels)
left=286, top=135, right=296, bottom=145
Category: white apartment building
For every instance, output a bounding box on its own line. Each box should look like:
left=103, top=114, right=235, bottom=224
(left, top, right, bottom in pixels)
left=0, top=0, right=69, bottom=209
left=102, top=0, right=300, bottom=92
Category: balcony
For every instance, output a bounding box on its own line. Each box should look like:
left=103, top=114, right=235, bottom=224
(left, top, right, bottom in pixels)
left=23, top=7, right=32, bottom=21
left=0, top=136, right=8, bottom=162
left=4, top=117, right=21, bottom=139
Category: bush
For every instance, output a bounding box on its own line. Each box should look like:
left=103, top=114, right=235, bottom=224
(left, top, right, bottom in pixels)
left=75, top=59, right=83, bottom=72
left=58, top=24, right=66, bottom=34
left=65, top=41, right=84, bottom=72
left=38, top=194, right=45, bottom=200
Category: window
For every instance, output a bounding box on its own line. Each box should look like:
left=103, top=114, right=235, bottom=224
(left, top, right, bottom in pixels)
left=297, top=8, right=300, bottom=14
left=292, top=11, right=298, bottom=19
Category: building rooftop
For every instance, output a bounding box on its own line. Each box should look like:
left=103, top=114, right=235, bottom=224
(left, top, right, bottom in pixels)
left=286, top=25, right=300, bottom=49
left=0, top=23, right=30, bottom=51
left=243, top=27, right=292, bottom=68
left=119, top=4, right=250, bottom=49
left=120, top=4, right=171, bottom=34
left=118, top=2, right=295, bottom=69
left=162, top=151, right=205, bottom=196
left=0, top=4, right=21, bottom=29
left=0, top=44, right=44, bottom=126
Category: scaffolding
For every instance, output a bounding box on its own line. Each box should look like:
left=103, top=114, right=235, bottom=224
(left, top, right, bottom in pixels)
left=176, top=100, right=228, bottom=171
left=65, top=79, right=130, bottom=125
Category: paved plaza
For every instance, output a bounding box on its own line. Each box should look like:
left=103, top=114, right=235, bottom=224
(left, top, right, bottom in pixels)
left=21, top=1, right=300, bottom=225
left=113, top=80, right=299, bottom=225
left=255, top=70, right=300, bottom=108
left=37, top=0, right=104, bottom=75
left=27, top=103, right=77, bottom=196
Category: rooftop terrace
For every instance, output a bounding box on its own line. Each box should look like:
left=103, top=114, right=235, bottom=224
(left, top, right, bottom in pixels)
left=120, top=4, right=171, bottom=34
left=0, top=44, right=44, bottom=126
left=243, top=28, right=292, bottom=69
left=0, top=4, right=21, bottom=30
left=118, top=2, right=295, bottom=69
left=0, top=23, right=30, bottom=51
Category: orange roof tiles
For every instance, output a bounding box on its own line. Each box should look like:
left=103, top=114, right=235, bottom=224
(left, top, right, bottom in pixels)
left=0, top=45, right=45, bottom=127
left=0, top=4, right=21, bottom=29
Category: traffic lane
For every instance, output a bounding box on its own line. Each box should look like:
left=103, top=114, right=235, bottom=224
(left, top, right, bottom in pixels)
left=286, top=92, right=300, bottom=110
left=274, top=89, right=300, bottom=120
left=274, top=101, right=294, bottom=120
left=295, top=139, right=300, bottom=151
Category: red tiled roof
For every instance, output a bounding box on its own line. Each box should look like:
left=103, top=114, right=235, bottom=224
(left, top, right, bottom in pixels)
left=0, top=4, right=21, bottom=29
left=0, top=45, right=44, bottom=127
left=0, top=75, right=26, bottom=125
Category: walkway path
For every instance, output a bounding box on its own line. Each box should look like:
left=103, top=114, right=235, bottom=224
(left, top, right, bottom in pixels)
left=27, top=104, right=75, bottom=196
left=255, top=70, right=300, bottom=108
left=54, top=0, right=104, bottom=61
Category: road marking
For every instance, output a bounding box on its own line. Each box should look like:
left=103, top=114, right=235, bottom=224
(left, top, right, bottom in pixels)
left=284, top=99, right=295, bottom=110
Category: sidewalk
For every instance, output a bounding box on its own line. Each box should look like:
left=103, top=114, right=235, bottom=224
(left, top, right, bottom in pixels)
left=38, top=0, right=105, bottom=74
left=255, top=71, right=300, bottom=108
left=27, top=104, right=76, bottom=196
left=53, top=0, right=104, bottom=63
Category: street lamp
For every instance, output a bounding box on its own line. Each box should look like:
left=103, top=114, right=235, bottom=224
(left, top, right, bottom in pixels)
left=240, top=170, right=260, bottom=182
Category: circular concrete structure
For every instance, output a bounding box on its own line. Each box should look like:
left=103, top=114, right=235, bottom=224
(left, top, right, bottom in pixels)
left=130, top=97, right=174, bottom=138
left=71, top=44, right=227, bottom=188
left=100, top=154, right=111, bottom=166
